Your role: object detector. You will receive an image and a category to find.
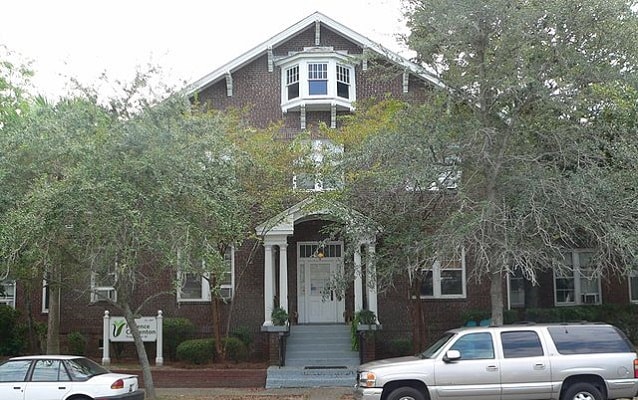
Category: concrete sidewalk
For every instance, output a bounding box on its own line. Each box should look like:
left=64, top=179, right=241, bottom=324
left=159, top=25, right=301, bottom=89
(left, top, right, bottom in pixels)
left=156, top=387, right=353, bottom=399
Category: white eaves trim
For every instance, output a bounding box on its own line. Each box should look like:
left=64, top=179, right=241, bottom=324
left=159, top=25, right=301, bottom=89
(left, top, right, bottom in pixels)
left=184, top=11, right=443, bottom=96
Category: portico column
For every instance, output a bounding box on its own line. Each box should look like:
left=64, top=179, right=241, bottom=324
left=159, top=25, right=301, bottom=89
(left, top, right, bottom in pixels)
left=366, top=242, right=379, bottom=323
left=263, top=244, right=274, bottom=326
left=279, top=243, right=288, bottom=312
left=354, top=244, right=363, bottom=312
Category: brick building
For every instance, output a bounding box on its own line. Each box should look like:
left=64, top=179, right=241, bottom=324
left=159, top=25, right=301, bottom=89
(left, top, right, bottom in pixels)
left=3, top=12, right=637, bottom=365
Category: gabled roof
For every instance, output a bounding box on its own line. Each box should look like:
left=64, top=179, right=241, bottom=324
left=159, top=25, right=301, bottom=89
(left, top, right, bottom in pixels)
left=185, top=11, right=442, bottom=95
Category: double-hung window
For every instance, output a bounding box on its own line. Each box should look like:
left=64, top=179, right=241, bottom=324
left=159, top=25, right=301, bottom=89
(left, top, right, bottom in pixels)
left=554, top=250, right=601, bottom=305
left=293, top=139, right=343, bottom=191
left=630, top=270, right=638, bottom=303
left=308, top=63, right=328, bottom=95
left=420, top=249, right=466, bottom=298
left=0, top=280, right=16, bottom=308
left=286, top=65, right=299, bottom=100
left=336, top=64, right=350, bottom=98
left=177, top=247, right=234, bottom=302
left=91, top=267, right=117, bottom=303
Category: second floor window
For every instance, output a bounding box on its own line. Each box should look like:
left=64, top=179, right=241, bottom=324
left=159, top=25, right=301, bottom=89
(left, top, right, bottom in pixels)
left=336, top=64, right=350, bottom=98
left=293, top=139, right=343, bottom=192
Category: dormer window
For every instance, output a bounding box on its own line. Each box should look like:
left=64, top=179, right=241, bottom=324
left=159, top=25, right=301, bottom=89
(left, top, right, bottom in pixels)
left=336, top=64, right=350, bottom=98
left=286, top=66, right=299, bottom=99
left=277, top=47, right=356, bottom=113
left=308, top=63, right=328, bottom=95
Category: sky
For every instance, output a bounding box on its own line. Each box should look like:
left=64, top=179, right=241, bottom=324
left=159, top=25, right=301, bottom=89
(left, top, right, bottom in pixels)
left=1, top=0, right=409, bottom=99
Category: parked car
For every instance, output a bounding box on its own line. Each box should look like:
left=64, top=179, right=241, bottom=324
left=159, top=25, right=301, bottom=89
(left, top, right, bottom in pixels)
left=0, top=355, right=144, bottom=400
left=355, top=323, right=638, bottom=400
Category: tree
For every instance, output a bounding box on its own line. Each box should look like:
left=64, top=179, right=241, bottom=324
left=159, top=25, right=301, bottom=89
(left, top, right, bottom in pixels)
left=337, top=0, right=638, bottom=337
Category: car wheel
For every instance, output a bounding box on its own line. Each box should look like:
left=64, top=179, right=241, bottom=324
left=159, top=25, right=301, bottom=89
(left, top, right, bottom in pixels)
left=562, top=382, right=603, bottom=400
left=387, top=386, right=426, bottom=400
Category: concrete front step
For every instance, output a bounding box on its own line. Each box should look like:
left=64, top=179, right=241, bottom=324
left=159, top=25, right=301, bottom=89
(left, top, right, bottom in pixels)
left=284, top=324, right=359, bottom=370
left=265, top=365, right=357, bottom=388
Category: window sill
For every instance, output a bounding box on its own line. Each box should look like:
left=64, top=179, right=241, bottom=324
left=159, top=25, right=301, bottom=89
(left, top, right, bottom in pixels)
left=282, top=97, right=354, bottom=113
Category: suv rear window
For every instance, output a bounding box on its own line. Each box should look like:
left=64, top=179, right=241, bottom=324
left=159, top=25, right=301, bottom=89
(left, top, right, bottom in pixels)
left=547, top=325, right=633, bottom=354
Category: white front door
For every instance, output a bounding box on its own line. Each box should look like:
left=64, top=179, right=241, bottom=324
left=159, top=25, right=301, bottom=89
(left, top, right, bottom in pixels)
left=298, top=259, right=344, bottom=323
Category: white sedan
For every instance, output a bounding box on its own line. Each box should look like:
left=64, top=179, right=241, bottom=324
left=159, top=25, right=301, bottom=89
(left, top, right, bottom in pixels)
left=0, top=355, right=144, bottom=400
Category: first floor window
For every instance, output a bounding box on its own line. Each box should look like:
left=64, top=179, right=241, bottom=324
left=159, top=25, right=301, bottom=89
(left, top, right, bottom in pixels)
left=42, top=279, right=49, bottom=313
left=177, top=247, right=235, bottom=302
left=554, top=250, right=601, bottom=306
left=630, top=270, right=638, bottom=303
left=91, top=267, right=117, bottom=303
left=420, top=249, right=466, bottom=298
left=0, top=280, right=16, bottom=308
left=508, top=269, right=526, bottom=308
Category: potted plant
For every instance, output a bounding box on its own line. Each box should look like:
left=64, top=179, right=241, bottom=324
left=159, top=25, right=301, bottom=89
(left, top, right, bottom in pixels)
left=271, top=307, right=289, bottom=326
left=351, top=309, right=380, bottom=350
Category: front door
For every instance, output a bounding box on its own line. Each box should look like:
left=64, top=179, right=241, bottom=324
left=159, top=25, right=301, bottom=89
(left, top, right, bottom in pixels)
left=306, top=260, right=343, bottom=322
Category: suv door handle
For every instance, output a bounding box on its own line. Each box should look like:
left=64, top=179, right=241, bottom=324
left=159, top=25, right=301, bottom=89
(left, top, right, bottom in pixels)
left=486, top=365, right=498, bottom=371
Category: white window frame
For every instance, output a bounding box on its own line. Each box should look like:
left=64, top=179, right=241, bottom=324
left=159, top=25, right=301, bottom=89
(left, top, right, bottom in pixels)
left=90, top=270, right=117, bottom=303
left=176, top=247, right=235, bottom=302
left=629, top=270, right=638, bottom=303
left=554, top=250, right=602, bottom=306
left=42, top=279, right=49, bottom=314
left=293, top=139, right=343, bottom=192
left=177, top=270, right=211, bottom=303
left=507, top=270, right=526, bottom=309
left=277, top=50, right=356, bottom=113
left=0, top=280, right=16, bottom=308
left=420, top=248, right=467, bottom=299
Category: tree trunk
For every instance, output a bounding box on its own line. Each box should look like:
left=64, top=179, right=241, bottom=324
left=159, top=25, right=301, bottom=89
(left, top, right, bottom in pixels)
left=212, top=295, right=224, bottom=361
left=123, top=305, right=156, bottom=400
left=46, top=268, right=61, bottom=354
left=490, top=271, right=504, bottom=326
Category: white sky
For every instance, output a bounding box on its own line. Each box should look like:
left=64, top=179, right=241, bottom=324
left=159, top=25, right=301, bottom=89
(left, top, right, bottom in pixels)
left=1, top=0, right=409, bottom=99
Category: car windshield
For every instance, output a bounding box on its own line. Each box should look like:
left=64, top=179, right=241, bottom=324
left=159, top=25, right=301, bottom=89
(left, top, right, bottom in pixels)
left=420, top=332, right=455, bottom=359
left=65, top=357, right=110, bottom=381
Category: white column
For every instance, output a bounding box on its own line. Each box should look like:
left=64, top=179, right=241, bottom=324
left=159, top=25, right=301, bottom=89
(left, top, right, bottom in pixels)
left=354, top=244, right=363, bottom=312
left=366, top=242, right=379, bottom=323
left=263, top=244, right=274, bottom=326
left=155, top=310, right=163, bottom=366
left=279, top=243, right=288, bottom=312
left=102, top=311, right=110, bottom=365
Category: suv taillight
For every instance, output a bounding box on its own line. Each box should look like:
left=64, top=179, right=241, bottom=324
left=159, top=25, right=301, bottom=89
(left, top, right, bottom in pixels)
left=634, top=359, right=638, bottom=378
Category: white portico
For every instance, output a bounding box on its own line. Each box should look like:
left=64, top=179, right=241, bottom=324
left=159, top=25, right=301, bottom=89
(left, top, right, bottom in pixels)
left=256, top=198, right=379, bottom=326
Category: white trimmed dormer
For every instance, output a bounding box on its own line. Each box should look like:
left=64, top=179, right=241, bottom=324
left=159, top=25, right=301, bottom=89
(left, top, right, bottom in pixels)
left=276, top=47, right=356, bottom=114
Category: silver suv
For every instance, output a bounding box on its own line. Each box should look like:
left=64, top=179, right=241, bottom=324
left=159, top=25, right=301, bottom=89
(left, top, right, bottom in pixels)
left=354, top=323, right=638, bottom=400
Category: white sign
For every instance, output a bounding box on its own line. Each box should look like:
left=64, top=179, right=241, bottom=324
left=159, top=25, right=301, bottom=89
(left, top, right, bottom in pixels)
left=109, top=316, right=157, bottom=342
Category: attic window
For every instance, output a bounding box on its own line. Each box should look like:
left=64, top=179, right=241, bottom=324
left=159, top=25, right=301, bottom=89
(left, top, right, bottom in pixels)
left=286, top=66, right=299, bottom=99
left=336, top=64, right=350, bottom=98
left=308, top=63, right=328, bottom=95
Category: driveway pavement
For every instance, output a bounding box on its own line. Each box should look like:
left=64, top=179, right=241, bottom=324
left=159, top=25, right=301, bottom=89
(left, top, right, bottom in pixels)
left=156, top=387, right=354, bottom=400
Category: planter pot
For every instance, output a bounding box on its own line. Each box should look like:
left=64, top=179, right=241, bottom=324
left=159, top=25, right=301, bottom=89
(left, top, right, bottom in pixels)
left=261, top=325, right=289, bottom=333
left=357, top=324, right=382, bottom=331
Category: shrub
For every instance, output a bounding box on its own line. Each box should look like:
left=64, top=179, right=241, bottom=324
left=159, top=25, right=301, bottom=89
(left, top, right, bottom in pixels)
left=176, top=338, right=215, bottom=365
left=163, top=318, right=196, bottom=361
left=0, top=305, right=25, bottom=356
left=230, top=326, right=253, bottom=348
left=223, top=337, right=248, bottom=362
left=389, top=338, right=413, bottom=356
left=67, top=331, right=87, bottom=356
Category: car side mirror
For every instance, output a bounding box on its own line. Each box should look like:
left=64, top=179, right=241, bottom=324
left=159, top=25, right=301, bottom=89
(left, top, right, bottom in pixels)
left=443, top=349, right=461, bottom=362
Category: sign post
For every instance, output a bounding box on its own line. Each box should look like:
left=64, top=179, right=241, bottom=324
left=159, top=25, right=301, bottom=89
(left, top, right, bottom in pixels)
left=102, top=310, right=164, bottom=366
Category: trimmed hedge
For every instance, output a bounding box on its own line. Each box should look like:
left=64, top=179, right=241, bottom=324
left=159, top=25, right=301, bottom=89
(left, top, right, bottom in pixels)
left=223, top=337, right=248, bottom=362
left=0, top=305, right=25, bottom=356
left=163, top=318, right=196, bottom=361
left=176, top=338, right=215, bottom=365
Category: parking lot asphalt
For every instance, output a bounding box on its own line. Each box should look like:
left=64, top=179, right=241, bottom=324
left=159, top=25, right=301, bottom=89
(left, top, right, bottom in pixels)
left=156, top=386, right=354, bottom=400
